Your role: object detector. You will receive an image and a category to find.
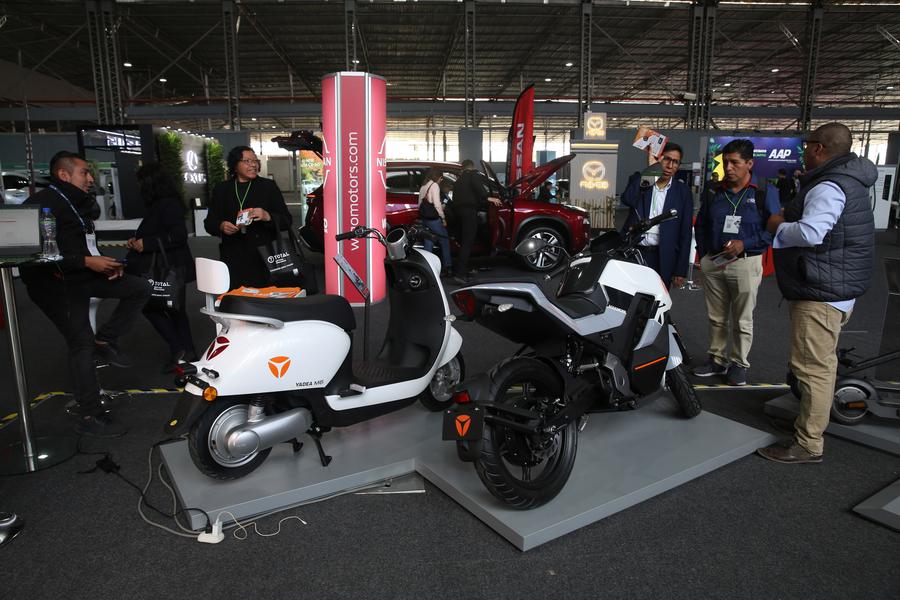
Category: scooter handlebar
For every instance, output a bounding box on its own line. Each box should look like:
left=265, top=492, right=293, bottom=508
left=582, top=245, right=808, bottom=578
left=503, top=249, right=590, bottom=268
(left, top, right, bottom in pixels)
left=336, top=226, right=368, bottom=241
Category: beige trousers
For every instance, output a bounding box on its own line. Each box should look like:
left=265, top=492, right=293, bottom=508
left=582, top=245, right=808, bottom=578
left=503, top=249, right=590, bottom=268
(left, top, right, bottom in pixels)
left=789, top=300, right=852, bottom=455
left=700, top=254, right=763, bottom=368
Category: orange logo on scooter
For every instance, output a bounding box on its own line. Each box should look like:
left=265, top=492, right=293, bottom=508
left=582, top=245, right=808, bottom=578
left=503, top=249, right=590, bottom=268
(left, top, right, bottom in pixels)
left=268, top=356, right=291, bottom=378
left=455, top=414, right=472, bottom=437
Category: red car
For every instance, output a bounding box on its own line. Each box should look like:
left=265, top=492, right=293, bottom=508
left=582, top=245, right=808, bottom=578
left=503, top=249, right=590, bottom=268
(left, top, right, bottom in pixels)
left=299, top=156, right=590, bottom=271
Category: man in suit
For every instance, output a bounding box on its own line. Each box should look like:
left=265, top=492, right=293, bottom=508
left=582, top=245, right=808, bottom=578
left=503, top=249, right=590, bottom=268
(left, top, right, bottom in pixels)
left=620, top=142, right=694, bottom=288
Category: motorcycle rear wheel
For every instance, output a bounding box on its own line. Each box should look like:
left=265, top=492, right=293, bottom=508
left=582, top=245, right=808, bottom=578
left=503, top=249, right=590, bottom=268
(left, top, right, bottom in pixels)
left=188, top=397, right=272, bottom=480
left=665, top=365, right=702, bottom=418
left=474, top=358, right=577, bottom=510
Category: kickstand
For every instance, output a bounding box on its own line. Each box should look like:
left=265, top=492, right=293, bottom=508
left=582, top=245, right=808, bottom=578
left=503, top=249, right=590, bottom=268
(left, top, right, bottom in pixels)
left=310, top=432, right=332, bottom=467
left=291, top=438, right=304, bottom=454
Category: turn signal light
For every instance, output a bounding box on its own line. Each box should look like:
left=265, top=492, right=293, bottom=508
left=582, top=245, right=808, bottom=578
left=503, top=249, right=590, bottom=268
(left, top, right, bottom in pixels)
left=454, top=390, right=472, bottom=404
left=202, top=386, right=218, bottom=402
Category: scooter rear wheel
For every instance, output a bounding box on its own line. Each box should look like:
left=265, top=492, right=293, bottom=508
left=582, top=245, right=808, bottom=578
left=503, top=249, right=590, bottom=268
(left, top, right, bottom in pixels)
left=188, top=397, right=272, bottom=480
left=665, top=365, right=702, bottom=418
left=474, top=357, right=577, bottom=510
left=419, top=354, right=466, bottom=412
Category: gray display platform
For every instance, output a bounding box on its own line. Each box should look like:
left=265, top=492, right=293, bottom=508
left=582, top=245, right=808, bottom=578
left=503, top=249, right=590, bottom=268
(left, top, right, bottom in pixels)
left=416, top=401, right=775, bottom=550
left=764, top=393, right=900, bottom=456
left=162, top=400, right=774, bottom=550
left=854, top=478, right=900, bottom=532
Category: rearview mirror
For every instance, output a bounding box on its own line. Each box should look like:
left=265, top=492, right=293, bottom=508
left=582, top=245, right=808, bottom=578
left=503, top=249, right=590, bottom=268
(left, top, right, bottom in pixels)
left=516, top=237, right=549, bottom=257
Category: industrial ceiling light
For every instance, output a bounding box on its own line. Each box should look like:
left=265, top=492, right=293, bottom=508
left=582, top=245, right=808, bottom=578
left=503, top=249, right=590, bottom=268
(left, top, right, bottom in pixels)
left=724, top=82, right=732, bottom=87
left=123, top=62, right=132, bottom=68
left=544, top=78, right=551, bottom=82
left=771, top=68, right=779, bottom=73
left=888, top=86, right=895, bottom=90
left=159, top=78, right=167, bottom=82
left=565, top=62, right=573, bottom=67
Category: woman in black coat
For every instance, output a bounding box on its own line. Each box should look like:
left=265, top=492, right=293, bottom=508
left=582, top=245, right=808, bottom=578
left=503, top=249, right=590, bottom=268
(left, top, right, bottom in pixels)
left=203, top=145, right=292, bottom=288
left=125, top=162, right=198, bottom=370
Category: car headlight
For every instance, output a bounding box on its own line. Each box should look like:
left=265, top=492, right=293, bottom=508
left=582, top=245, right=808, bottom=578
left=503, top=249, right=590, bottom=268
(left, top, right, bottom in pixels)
left=583, top=217, right=591, bottom=226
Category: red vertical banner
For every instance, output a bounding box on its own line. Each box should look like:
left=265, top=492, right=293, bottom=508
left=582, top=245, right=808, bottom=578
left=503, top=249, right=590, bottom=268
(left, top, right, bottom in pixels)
left=506, top=84, right=535, bottom=187
left=322, top=72, right=387, bottom=305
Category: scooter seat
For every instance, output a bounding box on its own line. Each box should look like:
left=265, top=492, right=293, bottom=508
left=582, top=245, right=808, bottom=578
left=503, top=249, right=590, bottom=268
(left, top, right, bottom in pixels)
left=553, top=294, right=606, bottom=319
left=218, top=294, right=356, bottom=331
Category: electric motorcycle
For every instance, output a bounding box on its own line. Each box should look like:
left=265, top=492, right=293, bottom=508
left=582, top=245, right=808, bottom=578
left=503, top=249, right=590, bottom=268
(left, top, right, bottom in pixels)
left=443, top=209, right=701, bottom=509
left=166, top=225, right=464, bottom=480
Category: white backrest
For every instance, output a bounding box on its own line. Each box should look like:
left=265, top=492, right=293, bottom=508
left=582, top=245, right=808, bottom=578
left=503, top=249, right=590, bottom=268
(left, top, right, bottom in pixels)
left=196, top=257, right=231, bottom=295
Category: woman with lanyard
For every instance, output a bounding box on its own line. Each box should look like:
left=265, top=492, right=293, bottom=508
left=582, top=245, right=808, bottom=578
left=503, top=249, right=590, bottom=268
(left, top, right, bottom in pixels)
left=204, top=145, right=292, bottom=288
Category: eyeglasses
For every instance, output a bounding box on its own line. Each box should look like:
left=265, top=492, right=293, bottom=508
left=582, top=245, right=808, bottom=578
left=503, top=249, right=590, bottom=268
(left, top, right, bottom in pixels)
left=660, top=157, right=681, bottom=165
left=240, top=158, right=261, bottom=165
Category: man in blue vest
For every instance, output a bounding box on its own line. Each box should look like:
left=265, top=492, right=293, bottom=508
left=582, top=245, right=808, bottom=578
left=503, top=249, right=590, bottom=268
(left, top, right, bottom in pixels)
left=758, top=123, right=876, bottom=464
left=620, top=142, right=693, bottom=289
left=693, top=139, right=780, bottom=386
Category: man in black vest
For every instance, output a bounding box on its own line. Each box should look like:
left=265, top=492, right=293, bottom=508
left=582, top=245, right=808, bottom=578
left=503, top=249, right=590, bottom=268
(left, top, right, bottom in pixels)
left=451, top=160, right=501, bottom=285
left=757, top=123, right=876, bottom=464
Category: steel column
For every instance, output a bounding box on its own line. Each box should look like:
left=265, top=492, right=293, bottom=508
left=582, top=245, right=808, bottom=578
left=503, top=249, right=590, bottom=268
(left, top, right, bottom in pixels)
left=86, top=0, right=123, bottom=124
left=799, top=2, right=824, bottom=132
left=686, top=0, right=717, bottom=130
left=464, top=0, right=476, bottom=128
left=345, top=0, right=358, bottom=71
left=578, top=0, right=591, bottom=127
left=222, top=0, right=241, bottom=130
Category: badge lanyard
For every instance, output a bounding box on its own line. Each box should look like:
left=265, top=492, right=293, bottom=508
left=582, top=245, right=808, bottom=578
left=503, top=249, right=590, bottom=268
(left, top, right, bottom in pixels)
left=234, top=179, right=253, bottom=211
left=49, top=184, right=100, bottom=256
left=724, top=187, right=749, bottom=215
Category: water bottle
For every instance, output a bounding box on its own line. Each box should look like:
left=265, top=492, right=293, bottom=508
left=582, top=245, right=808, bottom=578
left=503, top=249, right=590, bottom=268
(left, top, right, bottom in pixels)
left=40, top=207, right=61, bottom=261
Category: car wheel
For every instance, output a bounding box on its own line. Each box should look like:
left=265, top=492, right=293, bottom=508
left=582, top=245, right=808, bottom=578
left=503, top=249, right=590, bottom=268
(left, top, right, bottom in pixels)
left=518, top=225, right=566, bottom=272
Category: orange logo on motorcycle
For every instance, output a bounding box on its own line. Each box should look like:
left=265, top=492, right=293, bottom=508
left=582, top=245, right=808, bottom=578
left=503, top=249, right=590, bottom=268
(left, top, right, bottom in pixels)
left=455, top=414, right=472, bottom=437
left=268, top=356, right=291, bottom=378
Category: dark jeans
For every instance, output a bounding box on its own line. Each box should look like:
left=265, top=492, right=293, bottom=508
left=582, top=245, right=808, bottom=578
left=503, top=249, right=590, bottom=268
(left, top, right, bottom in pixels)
left=26, top=273, right=151, bottom=415
left=421, top=218, right=452, bottom=270
left=455, top=211, right=477, bottom=278
left=143, top=305, right=196, bottom=359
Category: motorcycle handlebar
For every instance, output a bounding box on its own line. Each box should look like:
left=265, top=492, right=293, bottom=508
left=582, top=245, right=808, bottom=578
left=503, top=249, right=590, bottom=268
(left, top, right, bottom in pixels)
left=644, top=208, right=678, bottom=230
left=336, top=226, right=370, bottom=241
left=544, top=262, right=569, bottom=281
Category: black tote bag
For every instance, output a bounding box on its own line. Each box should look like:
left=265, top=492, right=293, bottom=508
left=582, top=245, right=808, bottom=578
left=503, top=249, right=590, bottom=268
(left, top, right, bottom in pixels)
left=143, top=239, right=186, bottom=311
left=258, top=216, right=318, bottom=293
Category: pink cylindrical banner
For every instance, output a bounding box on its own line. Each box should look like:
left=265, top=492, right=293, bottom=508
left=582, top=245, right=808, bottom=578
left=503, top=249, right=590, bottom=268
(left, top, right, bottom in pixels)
left=322, top=72, right=387, bottom=305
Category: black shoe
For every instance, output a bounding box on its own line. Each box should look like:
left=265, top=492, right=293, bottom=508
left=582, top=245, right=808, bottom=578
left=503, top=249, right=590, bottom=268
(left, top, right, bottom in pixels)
left=693, top=360, right=728, bottom=378
left=94, top=342, right=133, bottom=369
left=75, top=413, right=128, bottom=438
left=726, top=364, right=749, bottom=386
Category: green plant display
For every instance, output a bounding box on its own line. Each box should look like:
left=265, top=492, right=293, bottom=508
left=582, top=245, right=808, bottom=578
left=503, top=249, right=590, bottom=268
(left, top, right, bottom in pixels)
left=156, top=130, right=185, bottom=198
left=205, top=140, right=226, bottom=202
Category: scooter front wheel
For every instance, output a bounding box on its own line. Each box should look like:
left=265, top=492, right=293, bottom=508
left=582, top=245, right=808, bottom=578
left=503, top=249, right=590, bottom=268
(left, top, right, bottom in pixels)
left=474, top=357, right=577, bottom=510
left=665, top=365, right=702, bottom=418
left=188, top=397, right=272, bottom=480
left=420, top=353, right=466, bottom=412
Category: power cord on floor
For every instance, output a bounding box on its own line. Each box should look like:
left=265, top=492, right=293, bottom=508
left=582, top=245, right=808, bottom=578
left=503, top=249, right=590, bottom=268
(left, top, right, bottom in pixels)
left=214, top=510, right=307, bottom=540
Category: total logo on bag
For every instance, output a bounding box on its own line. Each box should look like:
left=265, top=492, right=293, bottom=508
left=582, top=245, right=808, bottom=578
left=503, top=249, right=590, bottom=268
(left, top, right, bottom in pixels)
left=267, top=251, right=291, bottom=265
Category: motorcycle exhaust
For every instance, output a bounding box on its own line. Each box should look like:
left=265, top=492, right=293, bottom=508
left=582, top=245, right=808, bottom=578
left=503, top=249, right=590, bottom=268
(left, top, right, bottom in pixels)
left=226, top=407, right=313, bottom=456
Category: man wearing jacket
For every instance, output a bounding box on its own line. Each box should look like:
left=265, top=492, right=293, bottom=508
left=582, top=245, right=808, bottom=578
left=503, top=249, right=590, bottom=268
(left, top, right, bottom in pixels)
left=620, top=142, right=693, bottom=289
left=21, top=151, right=150, bottom=437
left=451, top=160, right=501, bottom=284
left=758, top=123, right=876, bottom=463
left=693, top=139, right=781, bottom=386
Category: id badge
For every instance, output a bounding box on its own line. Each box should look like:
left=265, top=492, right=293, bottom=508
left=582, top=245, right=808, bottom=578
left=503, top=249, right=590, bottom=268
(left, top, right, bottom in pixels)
left=85, top=233, right=101, bottom=256
left=723, top=215, right=742, bottom=235
left=235, top=209, right=253, bottom=226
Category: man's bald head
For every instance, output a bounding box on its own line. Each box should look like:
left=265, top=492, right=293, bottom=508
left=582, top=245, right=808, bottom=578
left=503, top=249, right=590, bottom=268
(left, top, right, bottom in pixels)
left=804, top=122, right=853, bottom=170
left=810, top=123, right=853, bottom=157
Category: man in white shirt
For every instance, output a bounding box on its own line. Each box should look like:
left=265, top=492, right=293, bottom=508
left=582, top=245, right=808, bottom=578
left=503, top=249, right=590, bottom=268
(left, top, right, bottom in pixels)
left=758, top=123, right=877, bottom=464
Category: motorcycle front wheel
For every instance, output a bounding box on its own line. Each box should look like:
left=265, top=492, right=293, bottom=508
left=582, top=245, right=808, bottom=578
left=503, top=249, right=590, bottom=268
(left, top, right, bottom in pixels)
left=188, top=397, right=272, bottom=480
left=474, top=357, right=577, bottom=510
left=665, top=365, right=702, bottom=418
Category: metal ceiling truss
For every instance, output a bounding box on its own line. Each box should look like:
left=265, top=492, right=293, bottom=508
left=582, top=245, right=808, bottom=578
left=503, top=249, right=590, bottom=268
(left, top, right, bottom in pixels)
left=578, top=0, right=591, bottom=127
left=799, top=1, right=824, bottom=132
left=464, top=0, right=476, bottom=128
left=685, top=0, right=717, bottom=130
left=86, top=0, right=123, bottom=124
left=345, top=0, right=358, bottom=71
left=222, top=0, right=241, bottom=131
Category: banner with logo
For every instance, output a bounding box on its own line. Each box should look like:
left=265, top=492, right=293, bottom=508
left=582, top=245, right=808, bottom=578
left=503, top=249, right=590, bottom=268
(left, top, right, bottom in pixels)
left=506, top=84, right=535, bottom=187
left=707, top=136, right=804, bottom=186
left=569, top=141, right=618, bottom=228
left=322, top=72, right=387, bottom=304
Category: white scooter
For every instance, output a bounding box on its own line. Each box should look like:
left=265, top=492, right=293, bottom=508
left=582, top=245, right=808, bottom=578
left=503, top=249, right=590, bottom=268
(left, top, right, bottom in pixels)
left=166, top=226, right=464, bottom=480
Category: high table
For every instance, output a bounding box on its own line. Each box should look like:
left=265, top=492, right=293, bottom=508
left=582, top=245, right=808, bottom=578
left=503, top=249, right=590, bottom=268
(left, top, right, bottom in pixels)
left=0, top=257, right=76, bottom=475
